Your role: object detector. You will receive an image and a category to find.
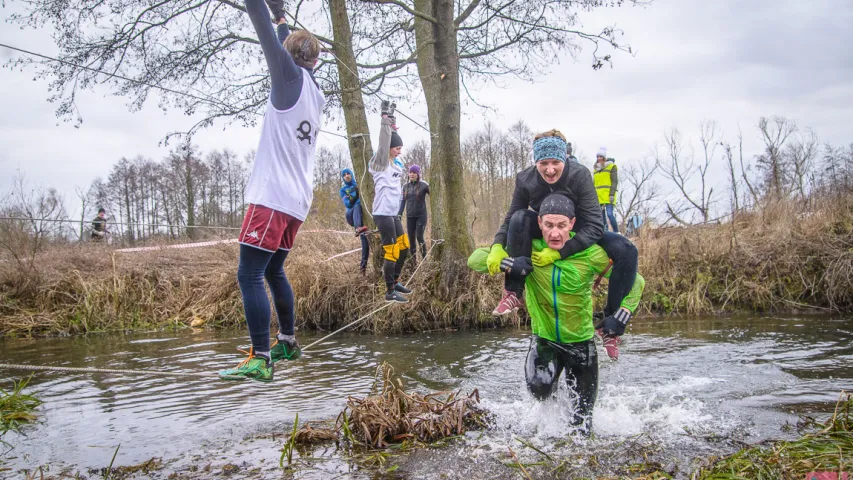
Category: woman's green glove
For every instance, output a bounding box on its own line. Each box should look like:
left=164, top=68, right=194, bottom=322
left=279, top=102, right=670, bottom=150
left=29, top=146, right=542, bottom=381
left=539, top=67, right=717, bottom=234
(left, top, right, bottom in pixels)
left=486, top=244, right=509, bottom=275
left=531, top=247, right=561, bottom=267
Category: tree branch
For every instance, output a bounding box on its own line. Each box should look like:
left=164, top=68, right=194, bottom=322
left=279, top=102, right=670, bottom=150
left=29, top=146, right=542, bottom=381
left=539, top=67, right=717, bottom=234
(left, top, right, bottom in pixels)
left=360, top=0, right=438, bottom=23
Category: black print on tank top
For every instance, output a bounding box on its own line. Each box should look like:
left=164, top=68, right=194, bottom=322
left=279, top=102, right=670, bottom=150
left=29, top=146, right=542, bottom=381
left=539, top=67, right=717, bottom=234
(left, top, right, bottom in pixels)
left=296, top=121, right=313, bottom=144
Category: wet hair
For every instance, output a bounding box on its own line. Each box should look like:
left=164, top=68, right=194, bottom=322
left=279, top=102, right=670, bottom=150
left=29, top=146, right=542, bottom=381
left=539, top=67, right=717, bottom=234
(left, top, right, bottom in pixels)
left=283, top=30, right=321, bottom=70
left=534, top=129, right=567, bottom=142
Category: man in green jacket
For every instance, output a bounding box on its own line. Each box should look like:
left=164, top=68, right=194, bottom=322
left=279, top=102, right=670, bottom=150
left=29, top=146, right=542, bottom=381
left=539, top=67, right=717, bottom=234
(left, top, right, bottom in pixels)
left=469, top=194, right=645, bottom=434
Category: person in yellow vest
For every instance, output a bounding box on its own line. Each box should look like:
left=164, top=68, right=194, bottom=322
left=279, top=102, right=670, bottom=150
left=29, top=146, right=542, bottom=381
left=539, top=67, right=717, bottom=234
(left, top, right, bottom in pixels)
left=593, top=147, right=619, bottom=233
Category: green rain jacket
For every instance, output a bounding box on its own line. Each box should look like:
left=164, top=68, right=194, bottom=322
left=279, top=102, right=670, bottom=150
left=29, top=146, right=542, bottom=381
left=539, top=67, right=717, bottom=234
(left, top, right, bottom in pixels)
left=468, top=238, right=645, bottom=344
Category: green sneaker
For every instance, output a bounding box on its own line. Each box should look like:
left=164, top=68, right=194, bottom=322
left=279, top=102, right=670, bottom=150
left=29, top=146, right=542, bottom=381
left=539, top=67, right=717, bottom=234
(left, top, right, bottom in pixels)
left=218, top=351, right=273, bottom=382
left=270, top=338, right=301, bottom=363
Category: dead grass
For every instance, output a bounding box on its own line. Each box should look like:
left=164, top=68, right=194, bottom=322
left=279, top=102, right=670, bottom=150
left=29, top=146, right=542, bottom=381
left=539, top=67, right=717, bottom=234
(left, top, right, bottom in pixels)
left=0, top=197, right=851, bottom=337
left=0, top=226, right=513, bottom=336
left=634, top=196, right=853, bottom=315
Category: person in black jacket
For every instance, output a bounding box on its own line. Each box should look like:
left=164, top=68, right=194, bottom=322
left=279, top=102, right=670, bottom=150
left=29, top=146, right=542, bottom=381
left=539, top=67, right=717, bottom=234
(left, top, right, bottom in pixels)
left=486, top=130, right=639, bottom=354
left=91, top=208, right=108, bottom=242
left=398, top=165, right=430, bottom=262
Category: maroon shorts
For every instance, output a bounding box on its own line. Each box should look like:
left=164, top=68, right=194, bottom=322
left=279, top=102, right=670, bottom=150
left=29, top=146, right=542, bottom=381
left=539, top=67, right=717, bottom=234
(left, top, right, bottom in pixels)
left=238, top=204, right=303, bottom=252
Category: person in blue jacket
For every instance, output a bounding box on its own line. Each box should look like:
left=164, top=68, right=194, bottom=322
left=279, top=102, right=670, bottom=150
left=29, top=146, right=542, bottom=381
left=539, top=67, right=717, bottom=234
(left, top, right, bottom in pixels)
left=340, top=168, right=369, bottom=274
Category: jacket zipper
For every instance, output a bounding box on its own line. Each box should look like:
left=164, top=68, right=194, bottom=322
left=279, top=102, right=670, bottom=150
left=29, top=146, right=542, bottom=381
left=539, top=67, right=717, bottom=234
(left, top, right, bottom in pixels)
left=551, top=265, right=561, bottom=342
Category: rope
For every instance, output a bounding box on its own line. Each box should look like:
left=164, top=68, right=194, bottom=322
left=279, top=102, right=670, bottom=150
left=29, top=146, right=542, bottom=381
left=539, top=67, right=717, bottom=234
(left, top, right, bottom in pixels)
left=0, top=363, right=185, bottom=377
left=114, top=238, right=238, bottom=253
left=301, top=237, right=443, bottom=353
left=1, top=217, right=360, bottom=237
left=0, top=216, right=241, bottom=231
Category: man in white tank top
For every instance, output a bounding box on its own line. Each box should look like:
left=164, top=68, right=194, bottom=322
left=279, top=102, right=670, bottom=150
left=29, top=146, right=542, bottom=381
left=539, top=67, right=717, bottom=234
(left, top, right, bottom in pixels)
left=369, top=101, right=412, bottom=304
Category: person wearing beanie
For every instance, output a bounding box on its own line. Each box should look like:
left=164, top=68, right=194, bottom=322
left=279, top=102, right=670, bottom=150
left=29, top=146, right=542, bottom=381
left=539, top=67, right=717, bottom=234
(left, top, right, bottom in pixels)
left=340, top=168, right=370, bottom=274
left=469, top=194, right=646, bottom=434
left=486, top=130, right=639, bottom=352
left=91, top=207, right=108, bottom=242
left=398, top=164, right=430, bottom=263
left=369, top=101, right=412, bottom=303
left=593, top=152, right=619, bottom=233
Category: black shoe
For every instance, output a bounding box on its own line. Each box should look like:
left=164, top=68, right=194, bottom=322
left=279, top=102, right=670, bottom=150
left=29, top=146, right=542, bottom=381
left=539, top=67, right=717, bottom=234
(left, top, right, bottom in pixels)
left=394, top=283, right=412, bottom=295
left=385, top=291, right=409, bottom=303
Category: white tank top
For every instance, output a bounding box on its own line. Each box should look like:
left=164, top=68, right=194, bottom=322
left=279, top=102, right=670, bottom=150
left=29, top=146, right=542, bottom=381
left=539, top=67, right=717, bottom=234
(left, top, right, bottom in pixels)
left=370, top=157, right=404, bottom=216
left=245, top=72, right=326, bottom=221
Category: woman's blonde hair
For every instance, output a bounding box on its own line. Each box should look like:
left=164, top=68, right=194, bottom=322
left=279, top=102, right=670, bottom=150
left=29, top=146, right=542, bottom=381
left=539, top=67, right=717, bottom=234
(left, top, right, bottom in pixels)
left=284, top=30, right=321, bottom=70
left=534, top=129, right=567, bottom=141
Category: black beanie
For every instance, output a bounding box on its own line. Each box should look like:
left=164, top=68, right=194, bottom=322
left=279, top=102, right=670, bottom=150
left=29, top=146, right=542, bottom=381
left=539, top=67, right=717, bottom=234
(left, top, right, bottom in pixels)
left=539, top=194, right=575, bottom=219
left=390, top=131, right=403, bottom=149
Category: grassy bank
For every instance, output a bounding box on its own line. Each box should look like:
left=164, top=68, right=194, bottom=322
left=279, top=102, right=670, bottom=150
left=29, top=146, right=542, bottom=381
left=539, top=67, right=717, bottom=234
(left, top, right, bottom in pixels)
left=0, top=198, right=851, bottom=337
left=637, top=198, right=853, bottom=315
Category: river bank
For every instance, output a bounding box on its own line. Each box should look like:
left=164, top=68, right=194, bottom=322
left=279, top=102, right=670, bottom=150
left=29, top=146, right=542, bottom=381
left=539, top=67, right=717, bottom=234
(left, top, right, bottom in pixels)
left=0, top=198, right=851, bottom=337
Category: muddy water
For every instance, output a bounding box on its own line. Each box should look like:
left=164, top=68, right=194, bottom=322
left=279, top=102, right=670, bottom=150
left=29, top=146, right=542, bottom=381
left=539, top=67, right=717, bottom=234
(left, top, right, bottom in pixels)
left=1, top=315, right=852, bottom=478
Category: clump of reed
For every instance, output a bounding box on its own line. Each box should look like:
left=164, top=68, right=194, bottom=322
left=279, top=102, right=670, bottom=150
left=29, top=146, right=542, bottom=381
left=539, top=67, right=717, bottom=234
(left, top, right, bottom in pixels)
left=2, top=196, right=852, bottom=338
left=0, top=376, right=41, bottom=438
left=338, top=362, right=487, bottom=449
left=636, top=197, right=853, bottom=315
left=692, top=391, right=852, bottom=479
left=0, top=228, right=512, bottom=337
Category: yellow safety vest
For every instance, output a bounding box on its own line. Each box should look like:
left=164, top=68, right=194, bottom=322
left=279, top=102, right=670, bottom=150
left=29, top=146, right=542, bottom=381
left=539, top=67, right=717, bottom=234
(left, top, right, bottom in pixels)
left=593, top=164, right=616, bottom=204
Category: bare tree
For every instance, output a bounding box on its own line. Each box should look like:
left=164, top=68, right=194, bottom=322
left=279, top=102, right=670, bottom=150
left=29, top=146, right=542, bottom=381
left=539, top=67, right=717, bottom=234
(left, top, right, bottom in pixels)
left=0, top=173, right=69, bottom=269
left=655, top=127, right=714, bottom=224
left=721, top=142, right=740, bottom=215
left=785, top=129, right=819, bottom=202
left=755, top=116, right=797, bottom=200
left=615, top=158, right=659, bottom=231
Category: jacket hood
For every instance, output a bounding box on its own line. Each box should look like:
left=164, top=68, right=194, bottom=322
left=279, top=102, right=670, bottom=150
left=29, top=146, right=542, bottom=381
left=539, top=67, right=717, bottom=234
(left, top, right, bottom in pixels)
left=594, top=160, right=615, bottom=172
left=341, top=168, right=357, bottom=186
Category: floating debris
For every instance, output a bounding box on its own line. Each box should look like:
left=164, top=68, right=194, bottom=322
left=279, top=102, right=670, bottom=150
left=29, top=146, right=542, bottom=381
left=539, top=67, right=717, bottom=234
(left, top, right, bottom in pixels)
left=293, top=422, right=339, bottom=445
left=339, top=362, right=488, bottom=448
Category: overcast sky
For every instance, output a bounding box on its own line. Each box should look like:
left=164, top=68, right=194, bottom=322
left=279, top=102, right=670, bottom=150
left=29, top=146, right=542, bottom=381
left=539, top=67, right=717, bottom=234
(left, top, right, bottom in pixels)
left=1, top=0, right=851, bottom=218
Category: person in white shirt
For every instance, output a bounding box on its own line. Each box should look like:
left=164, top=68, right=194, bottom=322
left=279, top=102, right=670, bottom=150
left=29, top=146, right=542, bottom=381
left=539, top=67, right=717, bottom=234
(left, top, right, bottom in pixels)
left=369, top=101, right=412, bottom=303
left=219, top=0, right=325, bottom=383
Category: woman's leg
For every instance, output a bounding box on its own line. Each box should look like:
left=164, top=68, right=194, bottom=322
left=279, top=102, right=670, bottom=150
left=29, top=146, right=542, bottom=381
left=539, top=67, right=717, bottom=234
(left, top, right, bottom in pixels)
left=504, top=209, right=542, bottom=296
left=375, top=215, right=397, bottom=293
left=237, top=244, right=275, bottom=354
left=416, top=215, right=427, bottom=259
left=406, top=215, right=419, bottom=262
left=354, top=206, right=369, bottom=271
left=393, top=216, right=409, bottom=281
left=597, top=231, right=638, bottom=316
left=605, top=204, right=619, bottom=234
left=264, top=249, right=294, bottom=336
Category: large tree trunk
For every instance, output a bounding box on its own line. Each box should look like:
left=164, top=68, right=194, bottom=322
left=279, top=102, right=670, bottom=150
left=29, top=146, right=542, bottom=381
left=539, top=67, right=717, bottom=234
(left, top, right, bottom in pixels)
left=414, top=0, right=473, bottom=279
left=329, top=0, right=374, bottom=215
left=329, top=0, right=384, bottom=267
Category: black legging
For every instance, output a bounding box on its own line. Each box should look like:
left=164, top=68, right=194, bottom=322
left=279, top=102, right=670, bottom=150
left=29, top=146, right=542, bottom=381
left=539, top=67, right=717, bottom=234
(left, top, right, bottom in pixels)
left=504, top=209, right=638, bottom=316
left=406, top=214, right=427, bottom=260
left=525, top=336, right=598, bottom=433
left=374, top=215, right=409, bottom=292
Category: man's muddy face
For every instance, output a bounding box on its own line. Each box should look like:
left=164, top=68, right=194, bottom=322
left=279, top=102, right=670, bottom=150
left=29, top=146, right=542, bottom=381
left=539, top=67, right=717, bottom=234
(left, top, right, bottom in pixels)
left=538, top=214, right=575, bottom=250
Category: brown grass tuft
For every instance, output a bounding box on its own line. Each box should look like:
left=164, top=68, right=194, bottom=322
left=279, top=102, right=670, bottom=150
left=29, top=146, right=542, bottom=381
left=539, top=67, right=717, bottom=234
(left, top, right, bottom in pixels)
left=339, top=362, right=487, bottom=448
